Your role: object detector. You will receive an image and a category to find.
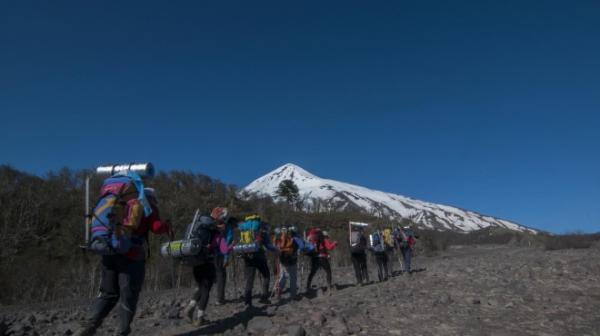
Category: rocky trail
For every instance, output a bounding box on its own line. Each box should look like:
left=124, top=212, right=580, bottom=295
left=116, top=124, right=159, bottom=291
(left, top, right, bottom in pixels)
left=2, top=244, right=600, bottom=336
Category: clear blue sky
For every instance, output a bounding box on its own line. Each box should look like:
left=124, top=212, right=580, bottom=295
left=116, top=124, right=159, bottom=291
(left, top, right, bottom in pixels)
left=1, top=1, right=599, bottom=233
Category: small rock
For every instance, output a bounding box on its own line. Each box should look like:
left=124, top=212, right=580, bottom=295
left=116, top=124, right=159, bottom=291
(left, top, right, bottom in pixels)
left=434, top=293, right=453, bottom=306
left=8, top=323, right=25, bottom=334
left=309, top=312, right=326, bottom=326
left=247, top=316, right=273, bottom=334
left=266, top=306, right=278, bottom=316
left=472, top=299, right=481, bottom=305
left=167, top=307, right=180, bottom=319
left=286, top=324, right=305, bottom=336
left=486, top=299, right=499, bottom=307
left=0, top=321, right=7, bottom=336
left=327, top=317, right=348, bottom=336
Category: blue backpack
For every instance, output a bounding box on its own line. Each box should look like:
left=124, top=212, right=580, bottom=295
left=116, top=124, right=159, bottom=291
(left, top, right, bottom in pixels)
left=370, top=232, right=385, bottom=253
left=233, top=216, right=264, bottom=254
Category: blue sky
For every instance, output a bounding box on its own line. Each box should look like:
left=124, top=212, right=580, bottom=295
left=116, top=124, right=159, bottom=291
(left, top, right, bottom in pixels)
left=1, top=1, right=599, bottom=233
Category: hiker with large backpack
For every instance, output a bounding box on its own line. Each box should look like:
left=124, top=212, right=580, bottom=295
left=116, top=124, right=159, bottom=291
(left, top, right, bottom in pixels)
left=305, top=228, right=338, bottom=295
left=175, top=213, right=234, bottom=327
left=76, top=173, right=170, bottom=336
left=210, top=207, right=235, bottom=305
left=369, top=230, right=390, bottom=282
left=233, top=215, right=279, bottom=306
left=349, top=226, right=369, bottom=286
left=399, top=226, right=417, bottom=274
left=274, top=226, right=304, bottom=300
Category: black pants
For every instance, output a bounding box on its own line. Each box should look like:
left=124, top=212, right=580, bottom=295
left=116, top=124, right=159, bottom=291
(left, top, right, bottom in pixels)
left=87, top=255, right=145, bottom=336
left=243, top=253, right=270, bottom=304
left=214, top=255, right=227, bottom=302
left=306, top=257, right=332, bottom=290
left=351, top=252, right=369, bottom=284
left=374, top=252, right=389, bottom=281
left=192, top=262, right=216, bottom=311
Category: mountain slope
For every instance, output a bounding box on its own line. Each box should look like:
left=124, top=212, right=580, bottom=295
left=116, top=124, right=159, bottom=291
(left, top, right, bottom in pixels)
left=242, top=163, right=535, bottom=233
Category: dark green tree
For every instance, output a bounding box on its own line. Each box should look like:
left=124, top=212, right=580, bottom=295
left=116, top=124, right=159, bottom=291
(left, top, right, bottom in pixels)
left=276, top=179, right=300, bottom=206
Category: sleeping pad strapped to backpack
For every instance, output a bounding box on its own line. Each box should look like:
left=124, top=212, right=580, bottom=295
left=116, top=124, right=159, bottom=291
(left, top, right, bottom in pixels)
left=160, top=215, right=216, bottom=265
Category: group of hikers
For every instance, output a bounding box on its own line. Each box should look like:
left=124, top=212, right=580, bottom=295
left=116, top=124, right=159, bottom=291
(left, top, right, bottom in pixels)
left=75, top=170, right=417, bottom=336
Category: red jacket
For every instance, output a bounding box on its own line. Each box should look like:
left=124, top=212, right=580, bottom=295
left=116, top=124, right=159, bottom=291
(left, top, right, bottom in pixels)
left=316, top=238, right=337, bottom=258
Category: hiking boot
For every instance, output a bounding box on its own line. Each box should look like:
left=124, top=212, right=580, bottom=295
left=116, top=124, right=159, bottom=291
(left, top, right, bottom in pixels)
left=192, top=309, right=205, bottom=327
left=183, top=303, right=196, bottom=324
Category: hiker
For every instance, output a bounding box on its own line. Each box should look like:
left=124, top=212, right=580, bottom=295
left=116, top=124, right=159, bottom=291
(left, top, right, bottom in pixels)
left=182, top=214, right=233, bottom=326
left=399, top=226, right=417, bottom=274
left=76, top=179, right=170, bottom=336
left=369, top=230, right=390, bottom=282
left=234, top=215, right=279, bottom=306
left=349, top=226, right=369, bottom=286
left=306, top=229, right=338, bottom=295
left=210, top=207, right=234, bottom=305
left=274, top=226, right=304, bottom=300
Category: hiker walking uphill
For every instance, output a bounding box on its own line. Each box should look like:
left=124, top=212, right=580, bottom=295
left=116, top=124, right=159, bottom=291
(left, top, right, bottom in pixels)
left=76, top=174, right=170, bottom=336
left=306, top=229, right=338, bottom=295
left=210, top=207, right=235, bottom=305
left=399, top=226, right=417, bottom=274
left=369, top=230, right=390, bottom=282
left=349, top=227, right=369, bottom=286
left=181, top=213, right=234, bottom=327
left=274, top=226, right=304, bottom=300
left=233, top=215, right=279, bottom=306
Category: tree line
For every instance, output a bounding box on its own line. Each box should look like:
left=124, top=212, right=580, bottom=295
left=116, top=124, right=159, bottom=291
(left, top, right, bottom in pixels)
left=0, top=165, right=591, bottom=305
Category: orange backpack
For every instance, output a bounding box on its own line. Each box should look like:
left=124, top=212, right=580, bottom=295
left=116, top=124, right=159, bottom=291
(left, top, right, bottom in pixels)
left=278, top=233, right=295, bottom=256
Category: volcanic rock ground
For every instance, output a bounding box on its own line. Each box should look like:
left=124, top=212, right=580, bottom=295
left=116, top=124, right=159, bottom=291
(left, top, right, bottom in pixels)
left=2, top=244, right=600, bottom=336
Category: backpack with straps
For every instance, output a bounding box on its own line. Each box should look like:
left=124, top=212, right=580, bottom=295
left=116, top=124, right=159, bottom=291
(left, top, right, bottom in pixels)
left=278, top=232, right=297, bottom=264
left=370, top=231, right=386, bottom=253
left=350, top=231, right=366, bottom=253
left=233, top=215, right=264, bottom=255
left=89, top=175, right=141, bottom=255
left=302, top=228, right=321, bottom=256
left=160, top=214, right=216, bottom=265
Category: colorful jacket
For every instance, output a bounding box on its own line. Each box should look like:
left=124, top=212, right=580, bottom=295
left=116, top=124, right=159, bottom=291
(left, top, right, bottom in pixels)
left=210, top=230, right=234, bottom=256
left=126, top=203, right=169, bottom=261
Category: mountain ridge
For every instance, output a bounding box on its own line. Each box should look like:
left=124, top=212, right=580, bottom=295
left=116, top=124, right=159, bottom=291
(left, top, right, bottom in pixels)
left=242, top=163, right=536, bottom=233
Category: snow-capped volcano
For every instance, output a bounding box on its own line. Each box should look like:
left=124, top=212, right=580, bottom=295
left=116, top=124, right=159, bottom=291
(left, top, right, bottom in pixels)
left=242, top=163, right=536, bottom=233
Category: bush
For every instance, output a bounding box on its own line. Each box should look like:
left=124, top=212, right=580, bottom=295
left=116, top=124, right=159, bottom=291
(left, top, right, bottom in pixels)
left=543, top=233, right=600, bottom=251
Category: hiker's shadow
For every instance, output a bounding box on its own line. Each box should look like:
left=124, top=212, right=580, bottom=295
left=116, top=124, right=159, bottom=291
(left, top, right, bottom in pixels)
left=391, top=268, right=427, bottom=277
left=173, top=305, right=269, bottom=336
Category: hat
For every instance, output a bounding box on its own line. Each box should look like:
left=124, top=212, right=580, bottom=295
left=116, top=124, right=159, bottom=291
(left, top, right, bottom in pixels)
left=322, top=231, right=329, bottom=237
left=211, top=207, right=229, bottom=222
left=288, top=226, right=297, bottom=233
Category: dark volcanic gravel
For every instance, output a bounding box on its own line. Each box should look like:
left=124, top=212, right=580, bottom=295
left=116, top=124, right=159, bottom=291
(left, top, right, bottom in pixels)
left=2, top=244, right=600, bottom=336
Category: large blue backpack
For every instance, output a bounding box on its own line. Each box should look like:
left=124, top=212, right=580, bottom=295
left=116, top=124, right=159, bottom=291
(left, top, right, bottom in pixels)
left=233, top=215, right=264, bottom=254
left=370, top=231, right=386, bottom=253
